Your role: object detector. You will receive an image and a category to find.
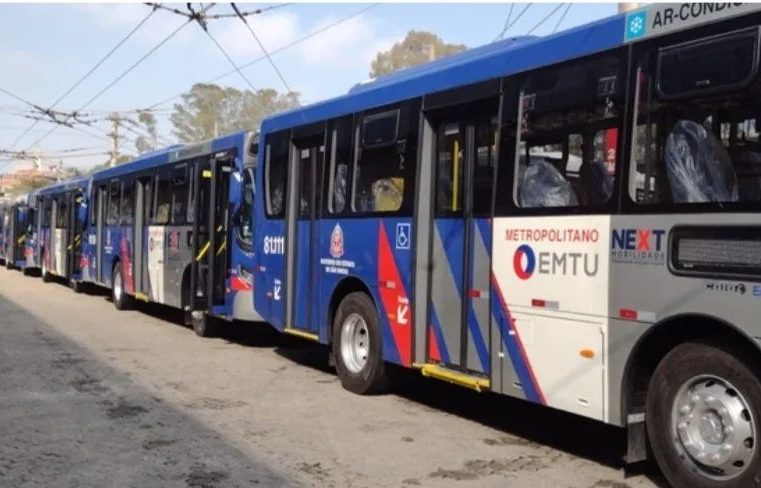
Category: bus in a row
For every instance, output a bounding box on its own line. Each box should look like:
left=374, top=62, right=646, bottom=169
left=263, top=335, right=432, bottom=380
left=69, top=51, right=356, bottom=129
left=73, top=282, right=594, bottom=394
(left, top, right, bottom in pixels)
left=250, top=4, right=761, bottom=487
left=15, top=130, right=260, bottom=336
left=83, top=130, right=260, bottom=335
left=1, top=192, right=38, bottom=273
left=9, top=4, right=761, bottom=486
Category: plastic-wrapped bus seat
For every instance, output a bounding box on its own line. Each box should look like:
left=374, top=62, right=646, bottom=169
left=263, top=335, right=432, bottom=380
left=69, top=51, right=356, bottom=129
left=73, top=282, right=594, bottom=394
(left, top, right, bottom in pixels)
left=665, top=120, right=738, bottom=203
left=518, top=160, right=579, bottom=207
left=372, top=177, right=404, bottom=211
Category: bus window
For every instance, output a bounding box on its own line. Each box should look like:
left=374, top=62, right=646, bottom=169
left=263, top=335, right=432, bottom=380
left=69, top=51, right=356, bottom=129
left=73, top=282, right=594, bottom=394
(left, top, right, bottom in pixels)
left=107, top=181, right=120, bottom=226
left=435, top=122, right=464, bottom=214
left=43, top=198, right=51, bottom=227
left=236, top=167, right=254, bottom=249
left=629, top=29, right=761, bottom=205
left=327, top=116, right=353, bottom=214
left=154, top=172, right=172, bottom=225
left=120, top=181, right=134, bottom=226
left=514, top=54, right=623, bottom=209
left=171, top=165, right=188, bottom=225
left=57, top=198, right=68, bottom=229
left=352, top=106, right=416, bottom=214
left=265, top=132, right=289, bottom=218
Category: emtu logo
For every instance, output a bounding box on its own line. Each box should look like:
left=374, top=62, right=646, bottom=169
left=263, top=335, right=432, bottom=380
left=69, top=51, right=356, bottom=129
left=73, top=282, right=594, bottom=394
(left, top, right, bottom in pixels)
left=625, top=11, right=647, bottom=41
left=513, top=244, right=536, bottom=280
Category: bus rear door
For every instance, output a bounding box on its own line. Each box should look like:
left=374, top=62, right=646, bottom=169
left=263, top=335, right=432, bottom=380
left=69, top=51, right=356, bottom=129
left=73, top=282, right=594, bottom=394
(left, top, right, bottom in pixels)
left=426, top=110, right=497, bottom=377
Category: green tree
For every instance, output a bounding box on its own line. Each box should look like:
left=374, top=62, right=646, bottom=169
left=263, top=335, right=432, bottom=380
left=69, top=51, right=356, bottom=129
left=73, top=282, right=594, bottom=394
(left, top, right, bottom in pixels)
left=133, top=110, right=159, bottom=154
left=369, top=31, right=467, bottom=79
left=170, top=83, right=300, bottom=143
left=12, top=174, right=53, bottom=194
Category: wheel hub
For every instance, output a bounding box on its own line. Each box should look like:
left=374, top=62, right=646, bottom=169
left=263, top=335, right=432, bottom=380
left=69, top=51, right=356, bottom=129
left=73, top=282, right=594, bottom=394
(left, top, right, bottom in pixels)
left=340, top=313, right=369, bottom=374
left=673, top=375, right=755, bottom=479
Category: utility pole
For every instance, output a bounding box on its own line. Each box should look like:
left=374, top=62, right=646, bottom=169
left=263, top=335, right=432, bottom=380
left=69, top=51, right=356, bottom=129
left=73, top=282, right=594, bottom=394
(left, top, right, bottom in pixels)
left=426, top=43, right=436, bottom=62
left=108, top=112, right=122, bottom=167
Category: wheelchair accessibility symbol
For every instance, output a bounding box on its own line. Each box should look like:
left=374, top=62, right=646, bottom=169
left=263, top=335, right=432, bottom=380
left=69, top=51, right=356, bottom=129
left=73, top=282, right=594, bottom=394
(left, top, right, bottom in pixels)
left=395, top=223, right=410, bottom=250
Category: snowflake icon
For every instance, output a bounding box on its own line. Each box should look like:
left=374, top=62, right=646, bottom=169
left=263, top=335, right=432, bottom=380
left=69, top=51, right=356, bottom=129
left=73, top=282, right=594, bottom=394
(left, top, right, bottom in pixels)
left=629, top=16, right=643, bottom=35
left=625, top=12, right=647, bottom=41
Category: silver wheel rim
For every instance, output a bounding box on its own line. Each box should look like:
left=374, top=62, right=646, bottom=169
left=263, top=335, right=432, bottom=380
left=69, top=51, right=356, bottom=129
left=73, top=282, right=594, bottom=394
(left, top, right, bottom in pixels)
left=672, top=374, right=756, bottom=480
left=114, top=270, right=122, bottom=302
left=340, top=313, right=369, bottom=374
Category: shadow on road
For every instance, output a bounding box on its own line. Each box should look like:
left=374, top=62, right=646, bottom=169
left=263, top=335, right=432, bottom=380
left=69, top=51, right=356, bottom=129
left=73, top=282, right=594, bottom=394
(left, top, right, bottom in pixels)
left=0, top=293, right=294, bottom=487
left=274, top=339, right=667, bottom=487
left=61, top=277, right=667, bottom=487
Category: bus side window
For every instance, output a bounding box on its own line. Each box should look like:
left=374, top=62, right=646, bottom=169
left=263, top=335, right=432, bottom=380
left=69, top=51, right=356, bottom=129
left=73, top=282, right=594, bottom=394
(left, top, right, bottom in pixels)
left=513, top=52, right=623, bottom=209
left=120, top=181, right=134, bottom=226
left=327, top=116, right=353, bottom=214
left=107, top=181, right=120, bottom=226
left=154, top=171, right=172, bottom=225
left=171, top=164, right=188, bottom=225
left=352, top=103, right=418, bottom=214
left=628, top=29, right=761, bottom=206
left=265, top=131, right=289, bottom=218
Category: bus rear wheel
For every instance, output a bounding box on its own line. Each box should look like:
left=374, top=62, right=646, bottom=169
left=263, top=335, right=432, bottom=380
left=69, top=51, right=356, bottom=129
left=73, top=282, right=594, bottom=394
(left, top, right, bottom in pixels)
left=112, top=263, right=133, bottom=310
left=41, top=261, right=51, bottom=282
left=332, top=292, right=388, bottom=395
left=647, top=342, right=761, bottom=488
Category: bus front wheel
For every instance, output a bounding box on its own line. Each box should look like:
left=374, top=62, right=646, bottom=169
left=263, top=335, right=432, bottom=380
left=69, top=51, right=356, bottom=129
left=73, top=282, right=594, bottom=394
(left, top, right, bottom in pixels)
left=191, top=310, right=218, bottom=338
left=332, top=292, right=388, bottom=395
left=647, top=342, right=761, bottom=488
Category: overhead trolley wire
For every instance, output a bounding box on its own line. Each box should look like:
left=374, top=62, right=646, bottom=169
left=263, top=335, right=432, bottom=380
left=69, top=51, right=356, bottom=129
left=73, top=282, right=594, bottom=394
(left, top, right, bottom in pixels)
left=231, top=3, right=293, bottom=93
left=7, top=6, right=159, bottom=152
left=525, top=3, right=566, bottom=36
left=145, top=3, right=379, bottom=110
left=188, top=3, right=259, bottom=93
left=17, top=3, right=207, bottom=162
left=494, top=3, right=515, bottom=42
left=552, top=3, right=573, bottom=34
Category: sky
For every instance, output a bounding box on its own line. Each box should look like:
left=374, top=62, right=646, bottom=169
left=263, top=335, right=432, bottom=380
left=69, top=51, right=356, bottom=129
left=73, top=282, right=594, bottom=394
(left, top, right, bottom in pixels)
left=0, top=2, right=619, bottom=172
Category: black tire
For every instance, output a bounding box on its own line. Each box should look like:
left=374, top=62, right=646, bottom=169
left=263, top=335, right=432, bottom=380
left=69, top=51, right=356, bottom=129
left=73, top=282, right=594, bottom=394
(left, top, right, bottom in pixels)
left=22, top=266, right=32, bottom=276
left=332, top=292, right=388, bottom=395
left=191, top=311, right=218, bottom=338
left=112, top=262, right=133, bottom=310
left=647, top=342, right=761, bottom=488
left=71, top=279, right=87, bottom=294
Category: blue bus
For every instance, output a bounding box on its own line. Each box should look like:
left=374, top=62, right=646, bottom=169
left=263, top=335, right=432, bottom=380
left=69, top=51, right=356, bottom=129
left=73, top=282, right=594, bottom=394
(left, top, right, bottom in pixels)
left=85, top=131, right=260, bottom=335
left=252, top=5, right=761, bottom=486
left=2, top=192, right=38, bottom=274
left=35, top=177, right=90, bottom=289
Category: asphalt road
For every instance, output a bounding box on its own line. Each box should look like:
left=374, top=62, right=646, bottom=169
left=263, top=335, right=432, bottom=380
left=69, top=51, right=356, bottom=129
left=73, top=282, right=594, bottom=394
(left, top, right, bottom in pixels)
left=0, top=266, right=664, bottom=487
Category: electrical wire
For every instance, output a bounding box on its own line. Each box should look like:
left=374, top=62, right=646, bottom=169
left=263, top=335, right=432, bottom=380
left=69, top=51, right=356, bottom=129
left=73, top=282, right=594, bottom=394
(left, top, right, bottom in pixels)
left=201, top=25, right=258, bottom=92
left=526, top=3, right=565, bottom=36
left=498, top=3, right=532, bottom=40
left=231, top=3, right=292, bottom=93
left=494, top=3, right=515, bottom=42
left=145, top=3, right=379, bottom=110
left=552, top=3, right=572, bottom=34
left=7, top=6, right=159, bottom=151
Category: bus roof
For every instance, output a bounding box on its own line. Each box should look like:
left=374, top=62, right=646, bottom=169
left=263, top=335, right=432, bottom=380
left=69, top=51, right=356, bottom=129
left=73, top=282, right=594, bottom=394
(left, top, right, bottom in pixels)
left=36, top=176, right=89, bottom=197
left=260, top=11, right=625, bottom=134
left=90, top=130, right=253, bottom=182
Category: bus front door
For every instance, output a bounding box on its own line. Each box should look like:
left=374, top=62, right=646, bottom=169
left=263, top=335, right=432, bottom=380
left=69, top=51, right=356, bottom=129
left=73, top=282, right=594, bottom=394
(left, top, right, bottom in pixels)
left=427, top=115, right=497, bottom=376
left=285, top=136, right=323, bottom=339
left=191, top=156, right=232, bottom=316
